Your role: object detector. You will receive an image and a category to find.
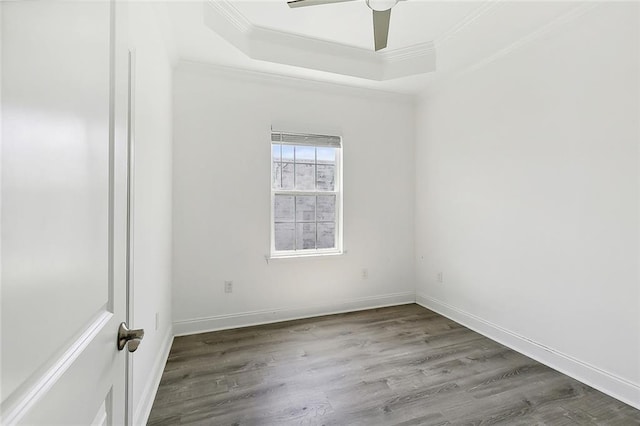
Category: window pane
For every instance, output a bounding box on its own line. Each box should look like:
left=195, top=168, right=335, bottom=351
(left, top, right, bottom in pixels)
left=317, top=195, right=335, bottom=221
left=272, top=144, right=281, bottom=162
left=271, top=137, right=340, bottom=255
left=274, top=195, right=294, bottom=222
left=272, top=144, right=282, bottom=189
left=316, top=165, right=335, bottom=191
left=295, top=145, right=315, bottom=163
left=275, top=223, right=295, bottom=250
left=317, top=147, right=336, bottom=164
left=296, top=223, right=316, bottom=250
left=296, top=196, right=315, bottom=222
left=282, top=145, right=294, bottom=161
left=295, top=163, right=315, bottom=190
left=272, top=162, right=282, bottom=189
left=282, top=162, right=294, bottom=190
left=317, top=222, right=335, bottom=249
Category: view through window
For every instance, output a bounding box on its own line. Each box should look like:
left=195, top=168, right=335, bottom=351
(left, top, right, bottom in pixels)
left=271, top=131, right=342, bottom=256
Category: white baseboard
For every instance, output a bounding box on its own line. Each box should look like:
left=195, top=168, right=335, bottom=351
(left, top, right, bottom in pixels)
left=173, top=292, right=415, bottom=336
left=133, top=328, right=174, bottom=426
left=415, top=293, right=640, bottom=410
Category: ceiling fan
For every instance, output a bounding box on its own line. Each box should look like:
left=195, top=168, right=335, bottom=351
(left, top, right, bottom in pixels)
left=287, top=0, right=401, bottom=51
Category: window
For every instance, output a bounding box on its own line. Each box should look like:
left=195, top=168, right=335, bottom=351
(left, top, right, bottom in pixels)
left=271, top=131, right=342, bottom=257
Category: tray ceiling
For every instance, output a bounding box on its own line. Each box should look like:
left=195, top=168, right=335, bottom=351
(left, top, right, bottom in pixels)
left=232, top=1, right=480, bottom=51
left=157, top=1, right=594, bottom=94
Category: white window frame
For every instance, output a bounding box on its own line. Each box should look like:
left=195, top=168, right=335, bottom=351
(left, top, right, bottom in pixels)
left=270, top=130, right=343, bottom=258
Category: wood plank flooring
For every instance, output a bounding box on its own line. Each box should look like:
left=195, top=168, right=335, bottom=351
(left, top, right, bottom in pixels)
left=148, top=304, right=640, bottom=425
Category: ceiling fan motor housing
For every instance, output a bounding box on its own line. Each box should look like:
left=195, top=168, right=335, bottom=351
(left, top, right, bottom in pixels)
left=366, top=0, right=398, bottom=11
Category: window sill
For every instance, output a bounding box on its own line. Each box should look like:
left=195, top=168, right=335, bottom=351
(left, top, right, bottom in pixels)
left=266, top=250, right=345, bottom=262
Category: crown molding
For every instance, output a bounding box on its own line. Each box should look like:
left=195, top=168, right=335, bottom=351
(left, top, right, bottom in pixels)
left=435, top=0, right=503, bottom=47
left=379, top=41, right=436, bottom=62
left=203, top=0, right=436, bottom=81
left=175, top=60, right=416, bottom=105
left=418, top=2, right=599, bottom=99
left=209, top=0, right=251, bottom=33
left=461, top=2, right=598, bottom=77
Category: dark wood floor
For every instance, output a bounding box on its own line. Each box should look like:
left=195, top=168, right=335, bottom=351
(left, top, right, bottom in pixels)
left=148, top=304, right=639, bottom=425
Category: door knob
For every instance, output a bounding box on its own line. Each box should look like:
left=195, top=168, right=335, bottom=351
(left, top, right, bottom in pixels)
left=117, top=322, right=144, bottom=352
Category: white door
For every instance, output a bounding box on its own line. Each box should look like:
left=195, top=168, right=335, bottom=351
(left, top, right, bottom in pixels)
left=1, top=1, right=135, bottom=424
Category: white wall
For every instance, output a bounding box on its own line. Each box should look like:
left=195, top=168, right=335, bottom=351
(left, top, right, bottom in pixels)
left=126, top=2, right=174, bottom=424
left=415, top=2, right=639, bottom=407
left=172, top=63, right=415, bottom=334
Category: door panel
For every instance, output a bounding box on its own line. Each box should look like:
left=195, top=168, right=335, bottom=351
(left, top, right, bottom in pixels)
left=1, top=1, right=129, bottom=424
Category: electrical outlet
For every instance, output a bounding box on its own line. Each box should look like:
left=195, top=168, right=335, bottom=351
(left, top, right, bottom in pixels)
left=437, top=272, right=443, bottom=283
left=224, top=280, right=233, bottom=293
left=362, top=268, right=368, bottom=279
left=155, top=312, right=160, bottom=331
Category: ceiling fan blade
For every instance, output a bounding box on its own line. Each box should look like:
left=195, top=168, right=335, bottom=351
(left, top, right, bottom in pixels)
left=372, top=9, right=391, bottom=51
left=287, top=0, right=357, bottom=8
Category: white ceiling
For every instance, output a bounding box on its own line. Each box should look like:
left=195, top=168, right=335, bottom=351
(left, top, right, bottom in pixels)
left=157, top=0, right=585, bottom=95
left=233, top=1, right=480, bottom=50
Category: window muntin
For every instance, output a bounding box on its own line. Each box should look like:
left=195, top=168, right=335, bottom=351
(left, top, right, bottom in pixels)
left=271, top=131, right=342, bottom=257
